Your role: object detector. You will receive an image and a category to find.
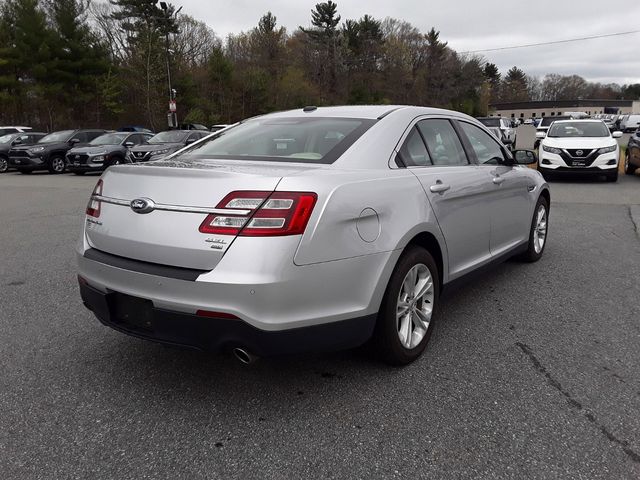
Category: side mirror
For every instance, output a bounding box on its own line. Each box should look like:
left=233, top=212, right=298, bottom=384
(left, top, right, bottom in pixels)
left=12, top=138, right=22, bottom=145
left=69, top=138, right=80, bottom=144
left=612, top=131, right=623, bottom=139
left=513, top=149, right=538, bottom=165
left=124, top=141, right=134, bottom=148
left=185, top=138, right=197, bottom=145
left=535, top=131, right=546, bottom=139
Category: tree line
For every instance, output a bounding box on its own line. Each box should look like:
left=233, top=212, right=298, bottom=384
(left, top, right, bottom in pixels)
left=0, top=0, right=638, bottom=132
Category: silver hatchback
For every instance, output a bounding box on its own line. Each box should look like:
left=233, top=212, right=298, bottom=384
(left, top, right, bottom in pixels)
left=77, top=106, right=550, bottom=365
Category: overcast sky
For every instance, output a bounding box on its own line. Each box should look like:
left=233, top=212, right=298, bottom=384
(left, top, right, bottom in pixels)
left=180, top=0, right=640, bottom=85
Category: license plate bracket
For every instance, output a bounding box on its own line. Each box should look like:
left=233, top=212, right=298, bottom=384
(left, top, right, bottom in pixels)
left=110, top=293, right=154, bottom=332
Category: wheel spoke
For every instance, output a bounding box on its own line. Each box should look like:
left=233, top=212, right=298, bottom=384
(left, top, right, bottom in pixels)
left=399, top=315, right=411, bottom=347
left=414, top=305, right=431, bottom=330
left=414, top=277, right=433, bottom=300
left=397, top=301, right=410, bottom=318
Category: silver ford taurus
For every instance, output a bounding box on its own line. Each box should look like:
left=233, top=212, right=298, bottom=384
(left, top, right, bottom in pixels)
left=77, top=106, right=550, bottom=365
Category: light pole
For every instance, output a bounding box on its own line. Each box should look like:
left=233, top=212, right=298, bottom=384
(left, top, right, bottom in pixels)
left=159, top=2, right=182, bottom=128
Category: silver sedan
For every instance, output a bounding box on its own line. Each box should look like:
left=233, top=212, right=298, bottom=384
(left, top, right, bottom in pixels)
left=77, top=106, right=550, bottom=365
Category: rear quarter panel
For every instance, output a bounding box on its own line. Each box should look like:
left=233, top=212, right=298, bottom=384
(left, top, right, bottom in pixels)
left=277, top=169, right=446, bottom=267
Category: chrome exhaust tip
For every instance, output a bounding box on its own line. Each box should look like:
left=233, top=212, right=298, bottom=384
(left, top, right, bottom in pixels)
left=232, top=347, right=257, bottom=365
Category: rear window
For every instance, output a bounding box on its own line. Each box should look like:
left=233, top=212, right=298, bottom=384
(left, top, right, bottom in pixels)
left=477, top=118, right=500, bottom=127
left=173, top=117, right=375, bottom=164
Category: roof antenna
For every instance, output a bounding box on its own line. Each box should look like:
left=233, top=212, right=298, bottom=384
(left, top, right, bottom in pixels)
left=303, top=106, right=317, bottom=113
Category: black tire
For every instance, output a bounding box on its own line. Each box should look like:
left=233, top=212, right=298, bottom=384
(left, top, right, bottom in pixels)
left=519, top=196, right=549, bottom=263
left=605, top=170, right=618, bottom=182
left=0, top=155, right=8, bottom=173
left=48, top=155, right=66, bottom=174
left=625, top=153, right=636, bottom=175
left=73, top=171, right=86, bottom=176
left=18, top=168, right=32, bottom=174
left=372, top=246, right=440, bottom=366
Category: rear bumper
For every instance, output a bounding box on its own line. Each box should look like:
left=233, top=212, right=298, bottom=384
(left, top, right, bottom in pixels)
left=79, top=280, right=376, bottom=356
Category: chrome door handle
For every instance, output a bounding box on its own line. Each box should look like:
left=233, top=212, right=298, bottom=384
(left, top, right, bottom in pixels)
left=429, top=183, right=450, bottom=194
left=492, top=176, right=505, bottom=185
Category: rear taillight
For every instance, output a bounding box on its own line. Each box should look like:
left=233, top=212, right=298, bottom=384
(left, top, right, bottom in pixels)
left=199, top=190, right=317, bottom=236
left=86, top=179, right=103, bottom=218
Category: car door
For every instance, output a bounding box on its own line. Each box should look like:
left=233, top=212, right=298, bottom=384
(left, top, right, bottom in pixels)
left=456, top=120, right=532, bottom=255
left=404, top=118, right=495, bottom=279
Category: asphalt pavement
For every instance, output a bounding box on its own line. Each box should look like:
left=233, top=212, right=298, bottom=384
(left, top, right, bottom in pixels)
left=1, top=171, right=639, bottom=479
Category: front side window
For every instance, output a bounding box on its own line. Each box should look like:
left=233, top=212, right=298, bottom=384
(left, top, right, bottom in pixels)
left=398, top=127, right=430, bottom=167
left=459, top=122, right=507, bottom=165
left=417, top=119, right=468, bottom=166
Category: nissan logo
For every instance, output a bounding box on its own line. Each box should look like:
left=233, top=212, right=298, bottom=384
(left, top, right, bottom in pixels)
left=575, top=150, right=584, bottom=156
left=130, top=197, right=155, bottom=214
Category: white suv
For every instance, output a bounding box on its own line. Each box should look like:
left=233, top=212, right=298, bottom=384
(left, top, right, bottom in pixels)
left=537, top=119, right=622, bottom=182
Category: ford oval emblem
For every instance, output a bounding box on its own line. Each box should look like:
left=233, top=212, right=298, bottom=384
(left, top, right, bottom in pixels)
left=130, top=197, right=155, bottom=214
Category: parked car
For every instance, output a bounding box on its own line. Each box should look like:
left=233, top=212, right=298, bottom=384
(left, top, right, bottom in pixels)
left=118, top=126, right=154, bottom=134
left=533, top=116, right=571, bottom=149
left=537, top=119, right=622, bottom=182
left=624, top=128, right=640, bottom=175
left=0, top=132, right=47, bottom=173
left=128, top=130, right=210, bottom=162
left=620, top=114, right=640, bottom=133
left=0, top=126, right=32, bottom=136
left=66, top=132, right=154, bottom=175
left=179, top=123, right=210, bottom=131
left=8, top=129, right=107, bottom=174
left=476, top=117, right=516, bottom=149
left=77, top=105, right=549, bottom=366
left=523, top=118, right=534, bottom=125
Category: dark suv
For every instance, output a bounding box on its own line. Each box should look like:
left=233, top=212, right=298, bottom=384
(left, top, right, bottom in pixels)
left=625, top=128, right=640, bottom=176
left=0, top=132, right=47, bottom=173
left=66, top=132, right=153, bottom=175
left=8, top=129, right=107, bottom=174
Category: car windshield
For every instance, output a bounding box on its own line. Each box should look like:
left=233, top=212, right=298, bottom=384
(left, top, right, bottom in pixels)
left=39, top=130, right=74, bottom=143
left=0, top=133, right=17, bottom=144
left=173, top=117, right=375, bottom=164
left=548, top=122, right=609, bottom=138
left=90, top=133, right=128, bottom=145
left=540, top=116, right=569, bottom=127
left=149, top=131, right=189, bottom=144
left=478, top=118, right=500, bottom=127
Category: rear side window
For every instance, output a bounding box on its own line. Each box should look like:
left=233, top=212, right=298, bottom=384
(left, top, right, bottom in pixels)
left=459, top=122, right=507, bottom=165
left=174, top=117, right=375, bottom=164
left=398, top=127, right=430, bottom=167
left=417, top=119, right=468, bottom=166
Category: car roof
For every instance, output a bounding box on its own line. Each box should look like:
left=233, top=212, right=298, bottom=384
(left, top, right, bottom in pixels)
left=256, top=105, right=476, bottom=121
left=552, top=119, right=603, bottom=124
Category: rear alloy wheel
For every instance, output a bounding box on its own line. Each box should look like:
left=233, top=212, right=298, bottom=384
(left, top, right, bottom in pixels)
left=625, top=153, right=636, bottom=175
left=519, top=196, right=548, bottom=263
left=48, top=156, right=66, bottom=174
left=0, top=156, right=8, bottom=173
left=373, top=246, right=439, bottom=365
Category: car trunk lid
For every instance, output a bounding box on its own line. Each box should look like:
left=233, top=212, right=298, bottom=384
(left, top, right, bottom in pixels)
left=85, top=162, right=316, bottom=270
